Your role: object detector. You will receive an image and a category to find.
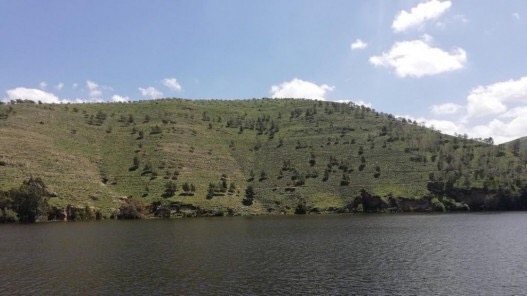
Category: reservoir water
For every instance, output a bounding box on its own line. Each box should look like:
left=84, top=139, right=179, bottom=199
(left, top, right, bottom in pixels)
left=1, top=213, right=526, bottom=295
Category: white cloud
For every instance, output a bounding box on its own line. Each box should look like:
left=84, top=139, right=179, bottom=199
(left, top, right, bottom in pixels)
left=417, top=115, right=526, bottom=144
left=39, top=81, right=47, bottom=89
left=355, top=100, right=373, bottom=108
left=431, top=102, right=462, bottom=115
left=86, top=80, right=102, bottom=98
left=421, top=76, right=527, bottom=143
left=72, top=83, right=78, bottom=89
left=55, top=82, right=64, bottom=91
left=5, top=85, right=130, bottom=104
left=139, top=86, right=163, bottom=99
left=4, top=87, right=61, bottom=104
left=350, top=39, right=368, bottom=50
left=335, top=99, right=372, bottom=108
left=392, top=0, right=452, bottom=32
left=162, top=77, right=182, bottom=92
left=501, top=106, right=527, bottom=118
left=369, top=38, right=466, bottom=77
left=513, top=12, right=520, bottom=21
left=466, top=76, right=527, bottom=118
left=111, top=94, right=130, bottom=102
left=425, top=119, right=463, bottom=135
left=469, top=116, right=527, bottom=144
left=421, top=33, right=434, bottom=43
left=270, top=78, right=334, bottom=100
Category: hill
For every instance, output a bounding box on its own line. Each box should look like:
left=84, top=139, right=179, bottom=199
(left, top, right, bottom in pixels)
left=1, top=98, right=527, bottom=220
left=504, top=137, right=527, bottom=158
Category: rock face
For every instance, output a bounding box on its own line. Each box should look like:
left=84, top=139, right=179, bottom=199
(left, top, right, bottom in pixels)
left=47, top=205, right=101, bottom=221
left=150, top=201, right=229, bottom=218
left=44, top=185, right=527, bottom=222
left=48, top=207, right=67, bottom=221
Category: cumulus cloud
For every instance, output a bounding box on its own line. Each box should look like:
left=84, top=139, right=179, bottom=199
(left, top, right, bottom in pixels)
left=4, top=84, right=132, bottom=104
left=431, top=103, right=462, bottom=115
left=466, top=76, right=527, bottom=118
left=392, top=0, right=452, bottom=32
left=422, top=76, right=527, bottom=143
left=86, top=80, right=102, bottom=98
left=501, top=106, right=527, bottom=118
left=369, top=38, right=466, bottom=77
left=417, top=115, right=526, bottom=144
left=139, top=86, right=163, bottom=99
left=39, top=81, right=47, bottom=89
left=513, top=12, right=520, bottom=21
left=111, top=95, right=130, bottom=102
left=162, top=78, right=182, bottom=92
left=55, top=82, right=64, bottom=91
left=335, top=99, right=372, bottom=108
left=425, top=119, right=463, bottom=135
left=72, top=83, right=78, bottom=89
left=270, top=78, right=334, bottom=100
left=468, top=116, right=527, bottom=144
left=350, top=39, right=368, bottom=50
left=4, top=87, right=61, bottom=104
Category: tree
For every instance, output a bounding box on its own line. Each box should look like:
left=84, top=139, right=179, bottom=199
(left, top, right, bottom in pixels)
left=207, top=183, right=216, bottom=199
left=118, top=198, right=146, bottom=219
left=359, top=156, right=366, bottom=171
left=340, top=173, right=350, bottom=186
left=150, top=125, right=162, bottom=134
left=0, top=190, right=14, bottom=223
left=221, top=179, right=228, bottom=191
left=163, top=181, right=177, bottom=198
left=181, top=182, right=195, bottom=196
left=247, top=170, right=255, bottom=182
left=182, top=182, right=191, bottom=193
left=294, top=173, right=306, bottom=186
left=259, top=170, right=268, bottom=181
left=374, top=166, right=381, bottom=178
left=129, top=156, right=140, bottom=171
left=142, top=162, right=153, bottom=175
left=511, top=139, right=521, bottom=157
left=228, top=182, right=236, bottom=193
left=309, top=152, right=316, bottom=166
left=10, top=177, right=50, bottom=223
left=242, top=185, right=255, bottom=206
left=322, top=169, right=330, bottom=182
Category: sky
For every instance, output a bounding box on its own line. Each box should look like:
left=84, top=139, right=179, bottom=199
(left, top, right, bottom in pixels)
left=1, top=0, right=527, bottom=144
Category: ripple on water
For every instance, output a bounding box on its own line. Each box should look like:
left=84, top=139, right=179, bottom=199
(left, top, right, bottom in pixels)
left=1, top=213, right=527, bottom=295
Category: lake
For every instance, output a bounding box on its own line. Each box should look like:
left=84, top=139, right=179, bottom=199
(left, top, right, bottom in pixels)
left=1, top=213, right=526, bottom=295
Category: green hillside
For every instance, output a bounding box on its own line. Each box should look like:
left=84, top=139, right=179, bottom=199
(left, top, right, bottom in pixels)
left=505, top=137, right=527, bottom=157
left=1, top=98, right=527, bottom=220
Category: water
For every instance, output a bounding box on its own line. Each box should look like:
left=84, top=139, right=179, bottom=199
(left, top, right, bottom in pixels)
left=1, top=213, right=526, bottom=295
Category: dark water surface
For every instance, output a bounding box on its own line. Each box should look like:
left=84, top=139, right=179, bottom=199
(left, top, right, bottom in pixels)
left=1, top=213, right=527, bottom=295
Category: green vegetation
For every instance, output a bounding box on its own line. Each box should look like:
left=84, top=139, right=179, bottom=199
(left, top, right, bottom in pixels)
left=1, top=98, right=527, bottom=221
left=1, top=177, right=51, bottom=223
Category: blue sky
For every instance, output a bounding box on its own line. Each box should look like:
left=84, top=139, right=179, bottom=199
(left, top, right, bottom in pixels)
left=1, top=0, right=527, bottom=143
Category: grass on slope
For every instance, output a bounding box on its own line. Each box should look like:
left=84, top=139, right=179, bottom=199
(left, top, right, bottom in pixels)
left=1, top=99, right=525, bottom=215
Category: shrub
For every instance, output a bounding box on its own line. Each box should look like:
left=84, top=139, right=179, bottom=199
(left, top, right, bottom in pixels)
left=118, top=198, right=147, bottom=219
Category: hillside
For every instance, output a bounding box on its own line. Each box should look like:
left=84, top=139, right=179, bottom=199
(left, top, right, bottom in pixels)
left=1, top=98, right=527, bottom=220
left=505, top=137, right=527, bottom=157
